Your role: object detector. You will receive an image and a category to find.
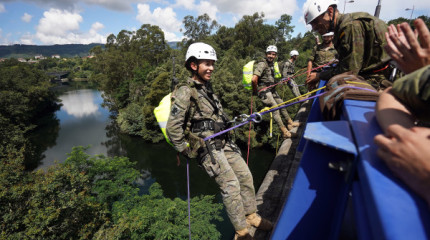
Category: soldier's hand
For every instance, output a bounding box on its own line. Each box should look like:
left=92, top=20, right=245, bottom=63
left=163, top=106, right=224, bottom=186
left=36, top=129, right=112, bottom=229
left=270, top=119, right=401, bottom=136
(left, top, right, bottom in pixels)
left=306, top=72, right=318, bottom=90
left=181, top=146, right=198, bottom=159
left=181, top=147, right=191, bottom=156
left=385, top=18, right=430, bottom=74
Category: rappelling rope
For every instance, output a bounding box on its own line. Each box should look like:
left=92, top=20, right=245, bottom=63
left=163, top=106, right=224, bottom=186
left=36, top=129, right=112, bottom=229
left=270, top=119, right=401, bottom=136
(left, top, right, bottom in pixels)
left=203, top=83, right=376, bottom=142
left=246, top=94, right=254, bottom=165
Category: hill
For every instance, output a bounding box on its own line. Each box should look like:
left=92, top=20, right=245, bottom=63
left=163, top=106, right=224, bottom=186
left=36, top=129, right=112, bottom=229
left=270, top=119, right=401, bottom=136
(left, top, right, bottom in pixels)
left=0, top=41, right=181, bottom=59
left=0, top=43, right=104, bottom=58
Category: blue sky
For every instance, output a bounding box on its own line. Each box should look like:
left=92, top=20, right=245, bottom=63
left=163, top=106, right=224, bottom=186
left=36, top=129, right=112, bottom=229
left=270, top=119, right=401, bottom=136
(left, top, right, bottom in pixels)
left=0, top=0, right=429, bottom=45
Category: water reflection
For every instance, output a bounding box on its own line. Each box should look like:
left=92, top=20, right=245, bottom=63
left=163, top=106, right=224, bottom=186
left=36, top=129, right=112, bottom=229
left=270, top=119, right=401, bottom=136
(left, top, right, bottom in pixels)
left=39, top=89, right=110, bottom=168
left=60, top=89, right=100, bottom=118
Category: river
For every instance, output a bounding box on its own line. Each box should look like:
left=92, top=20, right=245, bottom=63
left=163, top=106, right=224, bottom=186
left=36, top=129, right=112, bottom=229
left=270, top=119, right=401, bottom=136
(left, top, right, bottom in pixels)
left=33, top=87, right=275, bottom=239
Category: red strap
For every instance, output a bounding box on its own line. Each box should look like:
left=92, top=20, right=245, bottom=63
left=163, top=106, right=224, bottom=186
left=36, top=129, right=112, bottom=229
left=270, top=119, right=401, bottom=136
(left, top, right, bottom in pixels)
left=177, top=152, right=181, bottom=166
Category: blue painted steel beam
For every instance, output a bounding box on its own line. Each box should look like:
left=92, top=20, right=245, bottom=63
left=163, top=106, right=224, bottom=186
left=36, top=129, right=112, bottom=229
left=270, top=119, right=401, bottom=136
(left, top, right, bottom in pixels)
left=343, top=100, right=430, bottom=240
left=271, top=120, right=356, bottom=239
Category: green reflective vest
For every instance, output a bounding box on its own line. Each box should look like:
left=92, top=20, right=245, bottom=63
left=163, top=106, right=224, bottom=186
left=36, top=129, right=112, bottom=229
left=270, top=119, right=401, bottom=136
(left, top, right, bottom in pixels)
left=242, top=60, right=281, bottom=90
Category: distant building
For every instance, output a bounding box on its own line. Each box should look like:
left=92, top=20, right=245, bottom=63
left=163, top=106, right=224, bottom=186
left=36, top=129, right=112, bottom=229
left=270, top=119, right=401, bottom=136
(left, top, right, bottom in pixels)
left=34, top=54, right=46, bottom=60
left=0, top=58, right=6, bottom=62
left=28, top=59, right=39, bottom=64
left=51, top=54, right=61, bottom=59
left=82, top=55, right=95, bottom=59
left=18, top=58, right=27, bottom=62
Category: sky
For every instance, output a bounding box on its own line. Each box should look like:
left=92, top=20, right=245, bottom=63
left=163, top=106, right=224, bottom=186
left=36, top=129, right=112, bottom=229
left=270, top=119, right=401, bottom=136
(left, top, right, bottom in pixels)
left=0, top=0, right=429, bottom=45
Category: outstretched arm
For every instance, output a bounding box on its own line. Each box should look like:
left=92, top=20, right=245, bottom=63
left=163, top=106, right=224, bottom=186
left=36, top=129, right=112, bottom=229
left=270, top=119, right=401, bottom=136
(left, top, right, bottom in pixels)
left=375, top=87, right=415, bottom=134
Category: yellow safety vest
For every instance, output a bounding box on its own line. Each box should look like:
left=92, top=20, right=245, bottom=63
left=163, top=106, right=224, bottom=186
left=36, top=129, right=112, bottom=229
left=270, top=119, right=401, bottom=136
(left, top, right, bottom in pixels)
left=242, top=60, right=281, bottom=90
left=153, top=93, right=173, bottom=146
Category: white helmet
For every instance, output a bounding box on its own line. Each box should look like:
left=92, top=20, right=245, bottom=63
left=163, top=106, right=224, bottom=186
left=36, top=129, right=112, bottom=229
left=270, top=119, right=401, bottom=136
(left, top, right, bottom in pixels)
left=304, top=0, right=338, bottom=25
left=322, top=32, right=334, bottom=37
left=185, top=42, right=217, bottom=62
left=266, top=45, right=278, bottom=53
left=290, top=50, right=299, bottom=57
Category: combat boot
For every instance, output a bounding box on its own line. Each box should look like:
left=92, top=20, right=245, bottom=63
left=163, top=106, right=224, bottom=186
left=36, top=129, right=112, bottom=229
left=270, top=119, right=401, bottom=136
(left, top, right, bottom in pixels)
left=234, top=228, right=253, bottom=240
left=246, top=213, right=273, bottom=231
left=280, top=126, right=297, bottom=139
left=287, top=118, right=301, bottom=130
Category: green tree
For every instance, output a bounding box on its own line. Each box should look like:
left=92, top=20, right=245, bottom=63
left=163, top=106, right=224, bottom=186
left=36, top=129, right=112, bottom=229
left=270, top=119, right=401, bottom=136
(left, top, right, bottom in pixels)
left=0, top=60, right=60, bottom=166
left=0, top=146, right=223, bottom=239
left=182, top=13, right=220, bottom=43
left=276, top=14, right=294, bottom=41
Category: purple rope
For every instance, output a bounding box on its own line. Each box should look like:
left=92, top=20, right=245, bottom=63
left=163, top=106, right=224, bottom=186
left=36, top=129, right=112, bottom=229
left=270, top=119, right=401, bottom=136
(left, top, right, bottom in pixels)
left=203, top=86, right=376, bottom=142
left=187, top=158, right=191, bottom=240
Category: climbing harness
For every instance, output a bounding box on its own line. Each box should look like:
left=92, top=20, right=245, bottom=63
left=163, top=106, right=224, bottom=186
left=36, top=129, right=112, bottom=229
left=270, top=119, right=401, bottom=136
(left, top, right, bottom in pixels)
left=258, top=61, right=336, bottom=93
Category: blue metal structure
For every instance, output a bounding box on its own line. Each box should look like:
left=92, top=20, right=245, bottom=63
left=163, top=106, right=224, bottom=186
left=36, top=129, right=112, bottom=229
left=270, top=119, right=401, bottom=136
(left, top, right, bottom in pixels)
left=271, top=81, right=430, bottom=239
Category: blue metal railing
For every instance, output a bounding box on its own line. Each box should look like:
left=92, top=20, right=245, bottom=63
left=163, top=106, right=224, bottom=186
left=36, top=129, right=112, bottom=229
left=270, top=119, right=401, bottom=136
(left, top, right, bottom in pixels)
left=270, top=81, right=430, bottom=239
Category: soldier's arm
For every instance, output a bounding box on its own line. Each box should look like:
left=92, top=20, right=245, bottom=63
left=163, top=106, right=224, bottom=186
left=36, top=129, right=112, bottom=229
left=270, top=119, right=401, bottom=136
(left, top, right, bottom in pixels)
left=282, top=62, right=291, bottom=78
left=320, top=21, right=364, bottom=80
left=166, top=86, right=191, bottom=152
left=251, top=75, right=259, bottom=94
left=376, top=65, right=430, bottom=133
left=307, top=61, right=313, bottom=78
left=252, top=62, right=265, bottom=93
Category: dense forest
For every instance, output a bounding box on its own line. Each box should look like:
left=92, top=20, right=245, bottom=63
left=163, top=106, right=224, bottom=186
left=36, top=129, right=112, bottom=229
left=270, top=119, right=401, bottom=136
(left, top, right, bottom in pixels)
left=1, top=12, right=429, bottom=239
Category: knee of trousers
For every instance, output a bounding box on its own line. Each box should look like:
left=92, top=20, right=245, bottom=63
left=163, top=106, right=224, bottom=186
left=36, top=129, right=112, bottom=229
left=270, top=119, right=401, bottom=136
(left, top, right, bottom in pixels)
left=216, top=170, right=241, bottom=199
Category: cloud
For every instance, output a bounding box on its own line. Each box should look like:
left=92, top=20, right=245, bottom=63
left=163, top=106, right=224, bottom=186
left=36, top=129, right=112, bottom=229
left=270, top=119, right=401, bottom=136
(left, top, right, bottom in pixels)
left=136, top=4, right=182, bottom=41
left=174, top=0, right=195, bottom=10
left=197, top=1, right=218, bottom=20
left=0, top=3, right=5, bottom=13
left=0, top=0, right=141, bottom=12
left=20, top=32, right=34, bottom=44
left=21, top=13, right=33, bottom=22
left=210, top=0, right=297, bottom=20
left=136, top=4, right=181, bottom=32
left=35, top=8, right=106, bottom=44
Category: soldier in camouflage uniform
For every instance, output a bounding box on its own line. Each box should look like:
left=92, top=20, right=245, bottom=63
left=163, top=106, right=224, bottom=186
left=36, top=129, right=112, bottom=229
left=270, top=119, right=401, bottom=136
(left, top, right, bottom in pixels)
left=374, top=18, right=430, bottom=207
left=282, top=50, right=302, bottom=98
left=166, top=42, right=272, bottom=240
left=252, top=45, right=300, bottom=139
left=304, top=0, right=391, bottom=91
left=307, top=32, right=338, bottom=89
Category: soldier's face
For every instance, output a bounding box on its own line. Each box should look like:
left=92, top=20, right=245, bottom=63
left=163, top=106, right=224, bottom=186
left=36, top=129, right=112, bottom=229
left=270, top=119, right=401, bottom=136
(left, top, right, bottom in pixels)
left=266, top=51, right=277, bottom=62
left=323, top=36, right=333, bottom=44
left=194, top=59, right=215, bottom=82
left=310, top=7, right=334, bottom=35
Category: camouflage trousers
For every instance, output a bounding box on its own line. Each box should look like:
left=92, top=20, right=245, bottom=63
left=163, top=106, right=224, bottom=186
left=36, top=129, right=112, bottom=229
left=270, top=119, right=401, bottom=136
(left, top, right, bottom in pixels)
left=200, top=140, right=257, bottom=231
left=258, top=90, right=291, bottom=129
left=287, top=78, right=301, bottom=98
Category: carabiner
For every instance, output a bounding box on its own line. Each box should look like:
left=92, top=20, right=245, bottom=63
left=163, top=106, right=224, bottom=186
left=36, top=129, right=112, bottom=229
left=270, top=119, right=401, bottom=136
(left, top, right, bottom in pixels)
left=249, top=112, right=262, bottom=123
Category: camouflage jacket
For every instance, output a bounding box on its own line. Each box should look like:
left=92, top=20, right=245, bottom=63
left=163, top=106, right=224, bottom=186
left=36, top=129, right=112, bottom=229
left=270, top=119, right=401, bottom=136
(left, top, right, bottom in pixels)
left=308, top=43, right=338, bottom=70
left=282, top=59, right=295, bottom=78
left=320, top=12, right=388, bottom=80
left=392, top=65, right=430, bottom=121
left=253, top=58, right=275, bottom=85
left=166, top=78, right=227, bottom=152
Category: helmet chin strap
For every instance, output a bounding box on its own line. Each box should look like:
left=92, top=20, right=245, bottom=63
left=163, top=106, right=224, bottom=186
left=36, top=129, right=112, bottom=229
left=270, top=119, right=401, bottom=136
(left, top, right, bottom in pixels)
left=328, top=5, right=337, bottom=33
